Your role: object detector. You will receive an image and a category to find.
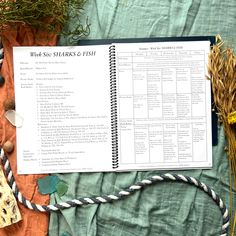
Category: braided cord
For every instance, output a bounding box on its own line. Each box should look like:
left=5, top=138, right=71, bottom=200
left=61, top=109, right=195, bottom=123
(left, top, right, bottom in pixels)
left=0, top=39, right=3, bottom=67
left=0, top=149, right=229, bottom=235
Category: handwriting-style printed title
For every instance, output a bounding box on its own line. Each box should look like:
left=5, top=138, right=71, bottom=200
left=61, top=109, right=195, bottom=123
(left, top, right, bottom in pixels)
left=30, top=51, right=96, bottom=57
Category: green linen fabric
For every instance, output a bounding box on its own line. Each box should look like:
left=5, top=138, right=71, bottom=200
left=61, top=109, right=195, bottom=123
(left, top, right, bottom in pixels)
left=49, top=0, right=236, bottom=235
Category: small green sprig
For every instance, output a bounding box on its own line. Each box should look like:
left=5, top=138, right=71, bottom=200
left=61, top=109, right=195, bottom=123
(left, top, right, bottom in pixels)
left=0, top=0, right=89, bottom=38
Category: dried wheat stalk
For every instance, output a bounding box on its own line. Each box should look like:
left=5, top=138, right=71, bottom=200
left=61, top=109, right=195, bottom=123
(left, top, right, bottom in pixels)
left=208, top=35, right=236, bottom=236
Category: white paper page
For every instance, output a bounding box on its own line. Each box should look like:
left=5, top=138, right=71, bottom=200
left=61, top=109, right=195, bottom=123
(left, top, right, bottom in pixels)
left=13, top=45, right=113, bottom=174
left=114, top=40, right=212, bottom=170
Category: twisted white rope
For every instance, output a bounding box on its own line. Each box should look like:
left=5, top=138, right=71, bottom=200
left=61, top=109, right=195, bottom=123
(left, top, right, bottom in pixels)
left=0, top=40, right=3, bottom=67
left=0, top=148, right=229, bottom=235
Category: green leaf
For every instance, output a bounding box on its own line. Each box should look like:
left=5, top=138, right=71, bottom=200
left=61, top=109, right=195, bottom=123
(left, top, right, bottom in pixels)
left=56, top=181, right=68, bottom=197
left=37, top=175, right=60, bottom=195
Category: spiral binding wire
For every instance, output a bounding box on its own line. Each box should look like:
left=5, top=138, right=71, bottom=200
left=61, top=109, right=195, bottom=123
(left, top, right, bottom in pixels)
left=109, top=45, right=119, bottom=169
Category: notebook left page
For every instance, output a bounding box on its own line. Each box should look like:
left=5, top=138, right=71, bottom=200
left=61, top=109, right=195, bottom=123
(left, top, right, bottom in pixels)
left=13, top=45, right=113, bottom=174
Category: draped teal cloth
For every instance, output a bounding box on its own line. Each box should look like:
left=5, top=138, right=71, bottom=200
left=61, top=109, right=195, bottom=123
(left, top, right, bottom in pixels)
left=49, top=1, right=236, bottom=235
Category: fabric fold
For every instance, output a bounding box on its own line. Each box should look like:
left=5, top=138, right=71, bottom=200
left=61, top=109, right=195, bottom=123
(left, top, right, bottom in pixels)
left=0, top=25, right=57, bottom=236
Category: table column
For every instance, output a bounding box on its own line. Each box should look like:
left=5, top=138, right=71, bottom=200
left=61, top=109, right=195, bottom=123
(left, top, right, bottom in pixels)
left=147, top=70, right=163, bottom=118
left=162, top=68, right=177, bottom=118
left=117, top=52, right=135, bottom=164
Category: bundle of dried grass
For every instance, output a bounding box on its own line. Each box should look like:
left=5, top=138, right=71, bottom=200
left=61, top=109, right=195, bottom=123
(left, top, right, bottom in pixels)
left=208, top=35, right=236, bottom=235
left=0, top=0, right=89, bottom=40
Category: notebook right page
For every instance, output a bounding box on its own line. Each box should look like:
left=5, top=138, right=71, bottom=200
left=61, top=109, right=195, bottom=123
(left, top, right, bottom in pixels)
left=114, top=40, right=212, bottom=171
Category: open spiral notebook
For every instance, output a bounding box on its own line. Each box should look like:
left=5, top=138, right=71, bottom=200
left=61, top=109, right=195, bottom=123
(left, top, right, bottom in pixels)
left=13, top=36, right=215, bottom=174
